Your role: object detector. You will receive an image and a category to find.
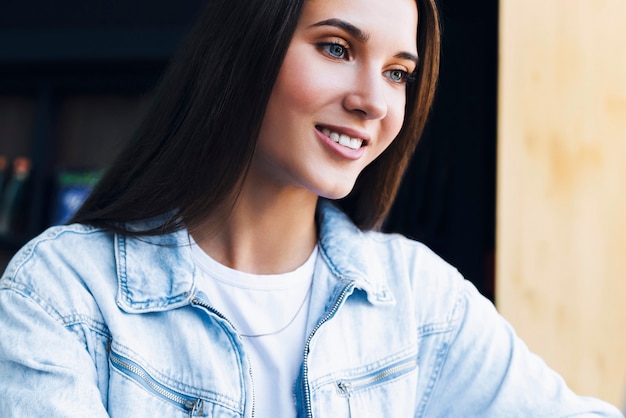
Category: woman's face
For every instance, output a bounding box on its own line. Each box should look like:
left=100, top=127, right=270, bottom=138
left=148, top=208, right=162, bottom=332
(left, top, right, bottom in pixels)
left=251, top=0, right=418, bottom=199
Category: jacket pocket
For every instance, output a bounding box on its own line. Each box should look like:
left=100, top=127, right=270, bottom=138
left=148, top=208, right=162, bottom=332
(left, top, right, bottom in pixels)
left=326, top=355, right=419, bottom=417
left=335, top=355, right=418, bottom=395
left=109, top=350, right=205, bottom=417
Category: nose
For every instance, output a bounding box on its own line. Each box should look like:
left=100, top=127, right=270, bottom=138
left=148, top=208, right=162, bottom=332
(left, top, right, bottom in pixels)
left=342, top=70, right=388, bottom=120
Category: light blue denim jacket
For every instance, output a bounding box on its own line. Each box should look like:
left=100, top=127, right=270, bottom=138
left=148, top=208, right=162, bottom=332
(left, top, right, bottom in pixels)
left=0, top=201, right=623, bottom=417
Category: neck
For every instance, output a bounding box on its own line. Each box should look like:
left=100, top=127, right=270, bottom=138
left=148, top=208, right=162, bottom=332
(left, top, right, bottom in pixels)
left=192, top=182, right=319, bottom=275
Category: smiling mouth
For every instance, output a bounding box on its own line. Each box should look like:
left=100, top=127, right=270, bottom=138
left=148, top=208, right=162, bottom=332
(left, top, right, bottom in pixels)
left=316, top=126, right=364, bottom=150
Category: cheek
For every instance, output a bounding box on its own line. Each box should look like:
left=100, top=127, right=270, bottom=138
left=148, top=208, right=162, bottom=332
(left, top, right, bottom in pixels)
left=272, top=65, right=331, bottom=116
left=380, top=94, right=407, bottom=149
left=271, top=42, right=348, bottom=117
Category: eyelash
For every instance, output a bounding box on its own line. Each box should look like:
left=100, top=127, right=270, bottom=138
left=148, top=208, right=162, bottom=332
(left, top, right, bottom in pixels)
left=316, top=40, right=415, bottom=84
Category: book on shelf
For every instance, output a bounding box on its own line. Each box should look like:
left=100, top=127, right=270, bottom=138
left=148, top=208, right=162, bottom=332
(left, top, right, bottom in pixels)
left=0, top=156, right=32, bottom=237
left=0, top=159, right=103, bottom=245
left=50, top=168, right=103, bottom=226
left=0, top=155, right=8, bottom=199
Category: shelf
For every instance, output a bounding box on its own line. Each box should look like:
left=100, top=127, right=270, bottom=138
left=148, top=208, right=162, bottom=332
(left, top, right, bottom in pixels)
left=0, top=0, right=206, bottom=266
left=0, top=29, right=186, bottom=64
left=0, top=29, right=181, bottom=94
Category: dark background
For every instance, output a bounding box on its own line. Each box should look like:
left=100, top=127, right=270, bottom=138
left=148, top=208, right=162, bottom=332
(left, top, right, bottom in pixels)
left=0, top=0, right=498, bottom=300
left=386, top=0, right=498, bottom=300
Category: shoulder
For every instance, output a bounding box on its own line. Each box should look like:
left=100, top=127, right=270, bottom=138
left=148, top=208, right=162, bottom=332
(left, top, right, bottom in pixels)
left=3, top=223, right=115, bottom=284
left=364, top=230, right=469, bottom=325
left=1, top=224, right=117, bottom=319
left=365, top=229, right=461, bottom=284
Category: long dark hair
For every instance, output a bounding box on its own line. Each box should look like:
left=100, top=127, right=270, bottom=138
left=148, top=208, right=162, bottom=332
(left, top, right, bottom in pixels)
left=72, top=0, right=441, bottom=233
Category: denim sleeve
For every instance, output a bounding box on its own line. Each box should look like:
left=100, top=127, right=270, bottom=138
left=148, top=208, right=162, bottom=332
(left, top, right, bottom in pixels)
left=0, top=286, right=110, bottom=417
left=419, top=280, right=624, bottom=417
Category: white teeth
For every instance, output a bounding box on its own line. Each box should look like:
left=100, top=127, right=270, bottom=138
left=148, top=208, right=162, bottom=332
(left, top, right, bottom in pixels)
left=339, top=134, right=351, bottom=146
left=321, top=128, right=364, bottom=150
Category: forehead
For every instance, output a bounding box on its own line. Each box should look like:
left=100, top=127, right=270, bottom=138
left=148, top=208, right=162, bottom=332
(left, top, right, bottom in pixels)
left=299, top=0, right=418, bottom=50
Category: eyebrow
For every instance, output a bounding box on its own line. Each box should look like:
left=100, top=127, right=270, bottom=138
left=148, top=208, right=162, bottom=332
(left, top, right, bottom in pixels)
left=309, top=18, right=419, bottom=66
left=309, top=18, right=370, bottom=43
left=396, top=52, right=419, bottom=67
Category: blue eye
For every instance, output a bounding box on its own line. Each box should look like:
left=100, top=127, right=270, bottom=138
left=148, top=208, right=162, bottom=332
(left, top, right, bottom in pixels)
left=320, top=42, right=350, bottom=60
left=385, top=69, right=409, bottom=83
left=328, top=44, right=345, bottom=58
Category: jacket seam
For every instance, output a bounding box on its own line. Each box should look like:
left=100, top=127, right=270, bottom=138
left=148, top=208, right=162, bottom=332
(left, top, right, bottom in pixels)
left=1, top=225, right=105, bottom=280
left=415, top=279, right=467, bottom=417
left=0, top=283, right=111, bottom=341
left=1, top=280, right=67, bottom=322
left=115, top=233, right=129, bottom=302
left=62, top=313, right=111, bottom=338
left=417, top=321, right=455, bottom=337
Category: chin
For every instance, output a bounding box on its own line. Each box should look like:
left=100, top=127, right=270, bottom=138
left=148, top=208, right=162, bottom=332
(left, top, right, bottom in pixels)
left=316, top=184, right=355, bottom=201
left=306, top=171, right=361, bottom=201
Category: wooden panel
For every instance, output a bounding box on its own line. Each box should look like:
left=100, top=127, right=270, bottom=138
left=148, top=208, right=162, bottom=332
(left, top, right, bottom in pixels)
left=497, top=0, right=626, bottom=408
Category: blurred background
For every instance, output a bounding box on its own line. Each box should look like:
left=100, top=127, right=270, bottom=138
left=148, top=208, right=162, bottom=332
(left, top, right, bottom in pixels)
left=0, top=0, right=623, bottom=411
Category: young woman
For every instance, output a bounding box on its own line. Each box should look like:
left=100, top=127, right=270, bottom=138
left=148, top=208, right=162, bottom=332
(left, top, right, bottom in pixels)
left=0, top=0, right=623, bottom=416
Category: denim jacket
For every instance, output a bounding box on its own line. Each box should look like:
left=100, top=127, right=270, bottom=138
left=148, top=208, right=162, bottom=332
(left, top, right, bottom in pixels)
left=0, top=201, right=622, bottom=417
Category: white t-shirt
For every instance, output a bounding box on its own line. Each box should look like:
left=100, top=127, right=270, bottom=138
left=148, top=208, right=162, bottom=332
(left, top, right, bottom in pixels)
left=191, top=240, right=317, bottom=418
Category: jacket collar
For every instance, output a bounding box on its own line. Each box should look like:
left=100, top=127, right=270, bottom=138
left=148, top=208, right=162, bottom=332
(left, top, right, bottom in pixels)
left=114, top=216, right=196, bottom=313
left=316, top=200, right=395, bottom=305
left=115, top=200, right=394, bottom=313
